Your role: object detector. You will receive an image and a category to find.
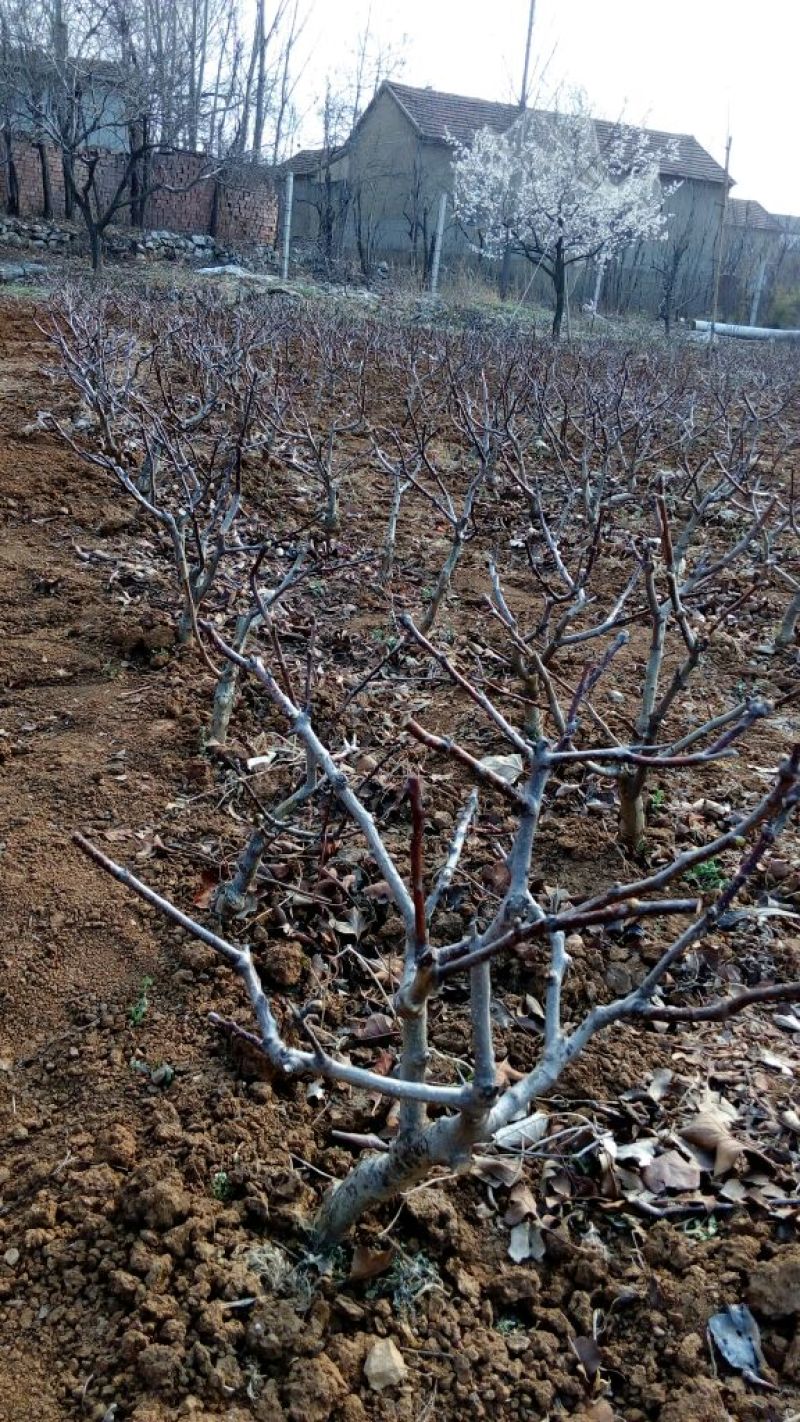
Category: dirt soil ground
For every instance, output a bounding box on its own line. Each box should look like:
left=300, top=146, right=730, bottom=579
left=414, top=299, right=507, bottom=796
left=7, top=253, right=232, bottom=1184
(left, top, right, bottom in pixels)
left=1, top=295, right=799, bottom=1422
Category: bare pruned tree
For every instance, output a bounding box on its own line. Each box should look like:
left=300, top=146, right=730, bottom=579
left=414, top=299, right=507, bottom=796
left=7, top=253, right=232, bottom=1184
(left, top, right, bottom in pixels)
left=75, top=615, right=800, bottom=1243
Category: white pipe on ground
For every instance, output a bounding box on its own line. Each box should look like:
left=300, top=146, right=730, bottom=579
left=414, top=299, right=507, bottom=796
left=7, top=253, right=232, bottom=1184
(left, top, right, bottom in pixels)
left=691, top=319, right=800, bottom=341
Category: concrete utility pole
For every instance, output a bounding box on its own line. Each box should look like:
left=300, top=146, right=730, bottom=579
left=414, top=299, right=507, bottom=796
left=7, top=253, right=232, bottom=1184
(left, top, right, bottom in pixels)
left=281, top=170, right=294, bottom=281
left=750, top=255, right=767, bottom=327
left=519, top=0, right=537, bottom=108
left=710, top=133, right=732, bottom=340
left=591, top=260, right=605, bottom=319
left=429, top=192, right=448, bottom=296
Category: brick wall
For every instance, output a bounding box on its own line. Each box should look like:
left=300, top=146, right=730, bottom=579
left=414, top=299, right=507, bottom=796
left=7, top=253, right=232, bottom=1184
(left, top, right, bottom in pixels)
left=0, top=140, right=277, bottom=247
left=0, top=141, right=66, bottom=219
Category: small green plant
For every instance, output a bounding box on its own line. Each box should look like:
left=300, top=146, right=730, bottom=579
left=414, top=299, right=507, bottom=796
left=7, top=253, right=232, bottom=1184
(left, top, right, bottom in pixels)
left=682, top=1214, right=719, bottom=1242
left=128, top=975, right=154, bottom=1026
left=211, top=1170, right=233, bottom=1201
left=649, top=787, right=666, bottom=810
left=495, top=1314, right=525, bottom=1335
left=685, top=858, right=725, bottom=891
left=366, top=1249, right=444, bottom=1317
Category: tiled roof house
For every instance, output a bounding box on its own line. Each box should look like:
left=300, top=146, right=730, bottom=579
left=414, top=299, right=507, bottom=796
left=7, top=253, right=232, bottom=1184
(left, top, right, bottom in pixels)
left=286, top=80, right=748, bottom=319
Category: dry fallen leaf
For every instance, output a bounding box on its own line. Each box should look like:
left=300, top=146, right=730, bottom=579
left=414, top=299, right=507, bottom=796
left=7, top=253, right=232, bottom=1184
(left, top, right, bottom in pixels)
left=193, top=870, right=218, bottom=909
left=759, top=1048, right=794, bottom=1075
left=494, top=1057, right=525, bottom=1089
left=642, top=1149, right=701, bottom=1194
left=479, top=752, right=524, bottom=784
left=570, top=1334, right=605, bottom=1381
left=504, top=1181, right=538, bottom=1226
left=349, top=1013, right=397, bottom=1043
left=508, top=1219, right=546, bottom=1263
left=494, top=1111, right=549, bottom=1152
left=472, top=1154, right=523, bottom=1187
left=348, top=1244, right=395, bottom=1283
left=708, top=1304, right=775, bottom=1389
left=646, top=1067, right=674, bottom=1102
left=719, top=1178, right=748, bottom=1203
left=774, top=1011, right=800, bottom=1032
left=680, top=1103, right=748, bottom=1176
left=362, top=880, right=393, bottom=902
left=615, top=1139, right=659, bottom=1167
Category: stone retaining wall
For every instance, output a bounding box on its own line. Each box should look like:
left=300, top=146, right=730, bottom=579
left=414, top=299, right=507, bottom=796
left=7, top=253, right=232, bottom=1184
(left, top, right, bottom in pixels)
left=0, top=213, right=280, bottom=271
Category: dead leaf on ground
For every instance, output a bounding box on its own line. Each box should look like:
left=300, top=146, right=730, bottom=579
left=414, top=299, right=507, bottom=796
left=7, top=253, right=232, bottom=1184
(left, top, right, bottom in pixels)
left=615, top=1139, right=659, bottom=1167
left=349, top=1244, right=395, bottom=1283
left=362, top=879, right=392, bottom=902
left=349, top=1013, right=397, bottom=1043
left=494, top=1111, right=549, bottom=1152
left=471, top=1154, right=523, bottom=1188
left=193, top=870, right=218, bottom=909
left=646, top=1067, right=674, bottom=1102
left=508, top=1219, right=546, bottom=1263
left=570, top=1333, right=605, bottom=1380
left=708, top=1304, right=775, bottom=1389
left=680, top=1103, right=748, bottom=1176
left=494, top=1058, right=525, bottom=1089
left=478, top=752, right=524, bottom=784
left=759, top=1048, right=794, bottom=1075
left=504, top=1181, right=538, bottom=1226
left=719, top=1178, right=749, bottom=1203
left=642, top=1149, right=701, bottom=1194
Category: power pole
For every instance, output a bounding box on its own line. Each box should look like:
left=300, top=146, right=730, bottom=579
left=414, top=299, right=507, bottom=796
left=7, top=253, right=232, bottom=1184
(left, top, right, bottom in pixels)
left=519, top=0, right=536, bottom=109
left=281, top=170, right=294, bottom=282
left=710, top=133, right=732, bottom=341
left=429, top=192, right=448, bottom=297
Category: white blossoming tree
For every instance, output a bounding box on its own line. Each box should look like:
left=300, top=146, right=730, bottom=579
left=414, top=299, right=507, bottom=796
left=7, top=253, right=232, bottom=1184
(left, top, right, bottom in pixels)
left=452, top=93, right=674, bottom=335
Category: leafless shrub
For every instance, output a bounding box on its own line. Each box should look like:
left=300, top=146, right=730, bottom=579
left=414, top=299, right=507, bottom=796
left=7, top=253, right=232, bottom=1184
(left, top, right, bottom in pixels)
left=76, top=614, right=799, bottom=1241
left=59, top=293, right=800, bottom=1246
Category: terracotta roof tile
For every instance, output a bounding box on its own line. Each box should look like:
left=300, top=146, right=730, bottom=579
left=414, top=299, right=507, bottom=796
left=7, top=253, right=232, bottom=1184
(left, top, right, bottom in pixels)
left=727, top=199, right=780, bottom=231
left=384, top=82, right=730, bottom=186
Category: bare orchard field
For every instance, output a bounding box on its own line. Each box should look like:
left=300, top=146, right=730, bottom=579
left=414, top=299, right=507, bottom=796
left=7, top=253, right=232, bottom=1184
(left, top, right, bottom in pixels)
left=0, top=284, right=799, bottom=1422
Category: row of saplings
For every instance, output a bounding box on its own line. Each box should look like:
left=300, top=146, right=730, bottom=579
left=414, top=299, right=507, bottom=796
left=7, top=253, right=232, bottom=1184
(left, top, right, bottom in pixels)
left=47, top=286, right=800, bottom=1243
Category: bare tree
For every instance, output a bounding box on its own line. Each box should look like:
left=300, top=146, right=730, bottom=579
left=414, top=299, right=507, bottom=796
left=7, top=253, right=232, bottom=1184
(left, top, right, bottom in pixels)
left=52, top=288, right=800, bottom=1255
left=75, top=627, right=800, bottom=1242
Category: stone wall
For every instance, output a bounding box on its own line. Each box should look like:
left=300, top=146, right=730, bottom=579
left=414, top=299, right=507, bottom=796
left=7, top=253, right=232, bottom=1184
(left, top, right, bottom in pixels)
left=0, top=213, right=249, bottom=269
left=0, top=141, right=278, bottom=247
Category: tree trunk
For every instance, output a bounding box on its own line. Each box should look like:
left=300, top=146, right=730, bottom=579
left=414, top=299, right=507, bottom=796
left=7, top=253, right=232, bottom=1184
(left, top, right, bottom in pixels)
left=252, top=0, right=267, bottom=161
left=36, top=142, right=53, bottom=220
left=552, top=242, right=566, bottom=338
left=87, top=223, right=104, bottom=274
left=129, top=125, right=143, bottom=228
left=2, top=127, right=19, bottom=216
left=209, top=178, right=220, bottom=239
left=618, top=767, right=646, bottom=853
left=776, top=589, right=800, bottom=650
left=62, top=152, right=74, bottom=219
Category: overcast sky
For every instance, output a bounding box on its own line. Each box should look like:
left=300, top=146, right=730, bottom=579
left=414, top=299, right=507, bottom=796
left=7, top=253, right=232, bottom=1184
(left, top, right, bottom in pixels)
left=299, top=0, right=798, bottom=215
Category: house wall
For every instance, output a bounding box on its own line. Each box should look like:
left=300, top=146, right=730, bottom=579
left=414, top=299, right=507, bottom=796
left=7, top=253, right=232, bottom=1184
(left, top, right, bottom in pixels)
left=0, top=138, right=278, bottom=244
left=5, top=79, right=130, bottom=153
left=603, top=179, right=724, bottom=319
left=290, top=98, right=783, bottom=325
left=720, top=222, right=782, bottom=323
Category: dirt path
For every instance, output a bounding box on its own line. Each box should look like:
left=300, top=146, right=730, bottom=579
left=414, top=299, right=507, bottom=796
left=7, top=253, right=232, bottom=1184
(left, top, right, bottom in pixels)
left=0, top=303, right=178, bottom=1415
